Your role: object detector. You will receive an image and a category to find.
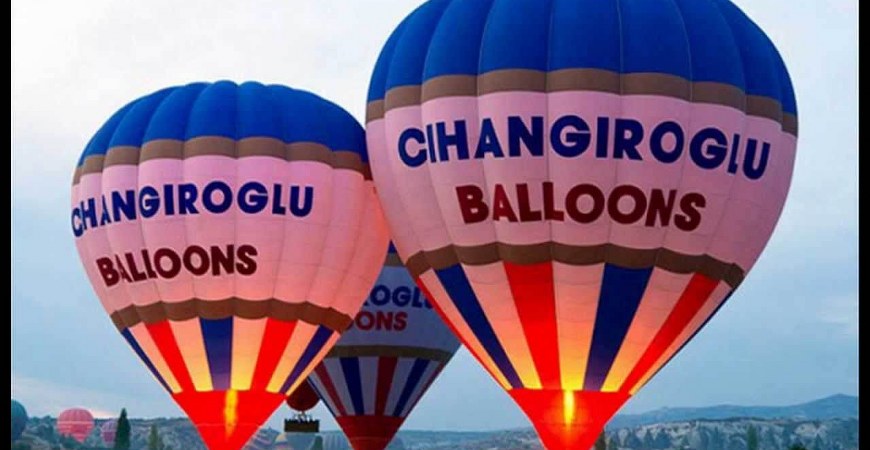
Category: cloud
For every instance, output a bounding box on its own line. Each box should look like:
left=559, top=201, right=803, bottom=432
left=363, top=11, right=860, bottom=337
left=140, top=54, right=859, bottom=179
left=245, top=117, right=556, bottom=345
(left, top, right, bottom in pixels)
left=12, top=373, right=168, bottom=419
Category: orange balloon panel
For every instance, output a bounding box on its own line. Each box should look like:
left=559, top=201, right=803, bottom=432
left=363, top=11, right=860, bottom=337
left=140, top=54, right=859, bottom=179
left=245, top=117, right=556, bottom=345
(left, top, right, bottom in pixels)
left=71, top=81, right=389, bottom=450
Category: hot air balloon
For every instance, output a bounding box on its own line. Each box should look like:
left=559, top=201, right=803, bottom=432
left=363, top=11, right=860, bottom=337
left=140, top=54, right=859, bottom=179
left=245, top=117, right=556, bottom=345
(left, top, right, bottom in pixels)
left=70, top=81, right=390, bottom=450
left=287, top=381, right=321, bottom=413
left=365, top=0, right=797, bottom=448
left=284, top=381, right=321, bottom=433
left=308, top=244, right=460, bottom=450
left=100, top=419, right=118, bottom=446
left=11, top=399, right=28, bottom=442
left=57, top=408, right=95, bottom=443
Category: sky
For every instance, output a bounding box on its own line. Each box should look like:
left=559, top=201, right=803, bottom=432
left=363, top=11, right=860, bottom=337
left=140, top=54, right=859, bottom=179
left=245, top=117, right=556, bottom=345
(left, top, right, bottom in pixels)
left=11, top=0, right=857, bottom=433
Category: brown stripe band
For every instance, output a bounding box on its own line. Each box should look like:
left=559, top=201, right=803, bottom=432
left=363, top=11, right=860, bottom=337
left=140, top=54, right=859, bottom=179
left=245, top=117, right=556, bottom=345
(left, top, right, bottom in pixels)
left=73, top=137, right=371, bottom=185
left=326, top=345, right=454, bottom=362
left=109, top=298, right=353, bottom=333
left=403, top=243, right=745, bottom=289
left=367, top=70, right=797, bottom=137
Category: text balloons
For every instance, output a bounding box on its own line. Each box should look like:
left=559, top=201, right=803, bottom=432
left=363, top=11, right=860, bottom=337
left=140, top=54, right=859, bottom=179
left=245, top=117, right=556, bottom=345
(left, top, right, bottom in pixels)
left=365, top=0, right=797, bottom=448
left=309, top=244, right=460, bottom=450
left=71, top=81, right=389, bottom=450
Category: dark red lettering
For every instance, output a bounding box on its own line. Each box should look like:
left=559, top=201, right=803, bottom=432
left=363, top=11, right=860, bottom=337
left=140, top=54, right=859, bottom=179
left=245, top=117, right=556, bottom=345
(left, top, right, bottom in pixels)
left=645, top=189, right=677, bottom=227
left=608, top=185, right=647, bottom=224
left=492, top=184, right=518, bottom=222
left=566, top=184, right=605, bottom=223
left=456, top=185, right=489, bottom=224
left=96, top=257, right=119, bottom=287
left=236, top=245, right=258, bottom=275
left=675, top=193, right=706, bottom=231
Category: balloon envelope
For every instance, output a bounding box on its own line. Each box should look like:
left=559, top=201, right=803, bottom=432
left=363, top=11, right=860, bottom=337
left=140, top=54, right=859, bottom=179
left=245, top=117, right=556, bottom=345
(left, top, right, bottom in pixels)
left=100, top=419, right=118, bottom=445
left=11, top=399, right=28, bottom=442
left=57, top=408, right=94, bottom=444
left=71, top=81, right=389, bottom=450
left=286, top=381, right=320, bottom=412
left=309, top=244, right=460, bottom=450
left=365, top=0, right=797, bottom=448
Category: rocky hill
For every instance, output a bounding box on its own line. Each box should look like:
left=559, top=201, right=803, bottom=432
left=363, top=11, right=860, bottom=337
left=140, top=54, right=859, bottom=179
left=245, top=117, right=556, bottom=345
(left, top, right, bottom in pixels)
left=11, top=396, right=858, bottom=450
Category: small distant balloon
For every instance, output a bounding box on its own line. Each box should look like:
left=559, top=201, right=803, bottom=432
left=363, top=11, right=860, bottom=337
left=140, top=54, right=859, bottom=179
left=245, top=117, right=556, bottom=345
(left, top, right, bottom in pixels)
left=286, top=381, right=320, bottom=413
left=12, top=399, right=28, bottom=442
left=57, top=408, right=95, bottom=443
left=101, top=419, right=118, bottom=445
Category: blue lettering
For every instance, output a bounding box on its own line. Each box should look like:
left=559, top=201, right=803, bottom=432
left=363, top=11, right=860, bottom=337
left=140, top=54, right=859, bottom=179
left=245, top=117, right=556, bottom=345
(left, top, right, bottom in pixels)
left=551, top=115, right=590, bottom=157
left=398, top=128, right=427, bottom=168
left=238, top=181, right=268, bottom=214
left=203, top=181, right=233, bottom=213
left=649, top=121, right=684, bottom=163
left=690, top=127, right=728, bottom=170
left=508, top=116, right=544, bottom=157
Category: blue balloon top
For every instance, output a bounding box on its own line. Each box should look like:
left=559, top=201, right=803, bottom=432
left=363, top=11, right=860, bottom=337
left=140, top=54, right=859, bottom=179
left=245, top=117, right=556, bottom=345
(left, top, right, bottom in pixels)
left=12, top=399, right=28, bottom=441
left=78, top=81, right=367, bottom=167
left=367, top=0, right=796, bottom=116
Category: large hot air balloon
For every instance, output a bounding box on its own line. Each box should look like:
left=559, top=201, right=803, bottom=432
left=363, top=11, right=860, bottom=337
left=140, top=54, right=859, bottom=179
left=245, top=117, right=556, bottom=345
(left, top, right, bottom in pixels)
left=365, top=0, right=797, bottom=448
left=308, top=244, right=460, bottom=450
left=11, top=399, right=28, bottom=442
left=100, top=419, right=118, bottom=446
left=70, top=81, right=389, bottom=450
left=57, top=408, right=95, bottom=443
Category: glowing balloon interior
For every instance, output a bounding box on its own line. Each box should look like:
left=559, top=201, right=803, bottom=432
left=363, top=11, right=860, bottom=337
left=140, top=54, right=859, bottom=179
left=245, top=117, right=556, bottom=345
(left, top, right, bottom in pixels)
left=365, top=0, right=797, bottom=448
left=309, top=244, right=460, bottom=450
left=71, top=81, right=389, bottom=450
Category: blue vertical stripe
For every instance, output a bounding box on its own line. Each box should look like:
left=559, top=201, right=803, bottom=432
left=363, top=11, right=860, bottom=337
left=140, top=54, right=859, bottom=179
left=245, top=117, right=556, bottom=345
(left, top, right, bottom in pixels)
left=200, top=317, right=234, bottom=391
left=121, top=329, right=171, bottom=393
left=280, top=326, right=334, bottom=393
left=584, top=264, right=653, bottom=391
left=340, top=358, right=366, bottom=415
left=391, top=359, right=430, bottom=417
left=308, top=379, right=338, bottom=418
left=435, top=264, right=523, bottom=388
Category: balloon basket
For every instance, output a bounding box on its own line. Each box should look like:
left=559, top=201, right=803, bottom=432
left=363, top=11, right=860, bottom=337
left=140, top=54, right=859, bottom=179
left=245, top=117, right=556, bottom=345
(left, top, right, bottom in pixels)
left=284, top=413, right=320, bottom=433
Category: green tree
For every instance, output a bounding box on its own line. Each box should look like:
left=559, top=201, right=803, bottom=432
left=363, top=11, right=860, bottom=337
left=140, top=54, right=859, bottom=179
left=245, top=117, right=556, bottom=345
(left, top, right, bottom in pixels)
left=746, top=425, right=759, bottom=450
left=113, top=409, right=131, bottom=450
left=147, top=424, right=164, bottom=450
left=594, top=430, right=607, bottom=450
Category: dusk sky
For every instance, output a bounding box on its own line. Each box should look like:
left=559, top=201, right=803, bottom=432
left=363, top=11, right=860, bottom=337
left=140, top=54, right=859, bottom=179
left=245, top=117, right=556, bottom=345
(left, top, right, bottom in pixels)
left=12, top=0, right=856, bottom=432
